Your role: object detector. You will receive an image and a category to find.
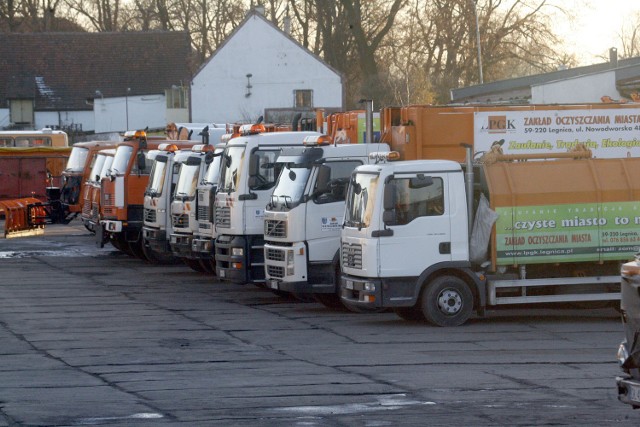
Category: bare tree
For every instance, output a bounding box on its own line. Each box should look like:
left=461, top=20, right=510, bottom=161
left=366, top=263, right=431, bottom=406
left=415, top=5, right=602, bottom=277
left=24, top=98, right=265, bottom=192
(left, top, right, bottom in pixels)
left=63, top=0, right=133, bottom=31
left=619, top=11, right=640, bottom=59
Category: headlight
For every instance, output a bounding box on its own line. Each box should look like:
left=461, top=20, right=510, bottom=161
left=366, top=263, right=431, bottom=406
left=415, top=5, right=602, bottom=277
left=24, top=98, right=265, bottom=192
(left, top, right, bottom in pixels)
left=232, top=248, right=244, bottom=256
left=618, top=341, right=629, bottom=367
left=287, top=249, right=294, bottom=275
left=364, top=282, right=376, bottom=292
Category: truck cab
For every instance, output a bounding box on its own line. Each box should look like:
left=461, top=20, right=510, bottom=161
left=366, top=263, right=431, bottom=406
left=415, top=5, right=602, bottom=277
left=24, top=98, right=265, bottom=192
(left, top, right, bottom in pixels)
left=81, top=149, right=115, bottom=233
left=169, top=144, right=218, bottom=272
left=142, top=144, right=194, bottom=263
left=214, top=126, right=321, bottom=284
left=263, top=137, right=389, bottom=308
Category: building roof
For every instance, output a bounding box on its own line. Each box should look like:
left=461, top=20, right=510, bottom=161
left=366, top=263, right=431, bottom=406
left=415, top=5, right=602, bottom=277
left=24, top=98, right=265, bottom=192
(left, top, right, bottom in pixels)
left=450, top=56, right=640, bottom=103
left=0, top=32, right=193, bottom=111
left=193, top=9, right=342, bottom=83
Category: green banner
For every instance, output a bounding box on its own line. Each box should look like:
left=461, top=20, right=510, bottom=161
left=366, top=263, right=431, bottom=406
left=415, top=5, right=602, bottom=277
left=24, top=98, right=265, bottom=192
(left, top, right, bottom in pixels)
left=495, top=201, right=640, bottom=265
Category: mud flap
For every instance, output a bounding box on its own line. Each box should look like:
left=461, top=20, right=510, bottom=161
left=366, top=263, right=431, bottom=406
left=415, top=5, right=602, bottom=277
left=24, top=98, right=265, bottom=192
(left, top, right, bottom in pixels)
left=96, top=224, right=106, bottom=248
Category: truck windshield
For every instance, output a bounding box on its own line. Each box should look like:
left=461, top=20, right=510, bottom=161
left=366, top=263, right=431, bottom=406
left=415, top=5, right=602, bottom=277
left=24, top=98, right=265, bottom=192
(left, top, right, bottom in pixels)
left=88, top=154, right=107, bottom=183
left=219, top=146, right=245, bottom=193
left=270, top=165, right=311, bottom=209
left=111, top=145, right=133, bottom=176
left=203, top=149, right=223, bottom=185
left=100, top=156, right=114, bottom=179
left=147, top=158, right=168, bottom=196
left=344, top=172, right=379, bottom=229
left=174, top=163, right=200, bottom=200
left=65, top=147, right=89, bottom=172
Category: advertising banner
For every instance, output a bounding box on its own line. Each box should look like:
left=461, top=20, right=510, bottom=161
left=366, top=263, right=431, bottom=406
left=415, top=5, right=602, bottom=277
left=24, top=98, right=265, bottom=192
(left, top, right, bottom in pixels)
left=475, top=108, right=640, bottom=158
left=495, top=201, right=640, bottom=265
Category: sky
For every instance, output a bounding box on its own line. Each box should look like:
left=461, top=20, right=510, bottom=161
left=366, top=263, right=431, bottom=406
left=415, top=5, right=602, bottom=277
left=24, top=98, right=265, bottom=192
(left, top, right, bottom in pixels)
left=554, top=0, right=640, bottom=64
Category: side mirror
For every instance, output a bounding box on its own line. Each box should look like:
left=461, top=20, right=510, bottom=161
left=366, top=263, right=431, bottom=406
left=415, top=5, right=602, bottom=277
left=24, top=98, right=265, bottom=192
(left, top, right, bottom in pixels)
left=382, top=210, right=397, bottom=224
left=409, top=174, right=433, bottom=189
left=315, top=165, right=331, bottom=194
left=137, top=151, right=146, bottom=172
left=248, top=176, right=258, bottom=188
left=205, top=151, right=214, bottom=165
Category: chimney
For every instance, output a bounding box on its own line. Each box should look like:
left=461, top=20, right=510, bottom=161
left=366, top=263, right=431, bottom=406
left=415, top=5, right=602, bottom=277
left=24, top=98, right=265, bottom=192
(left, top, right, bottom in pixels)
left=610, top=47, right=618, bottom=68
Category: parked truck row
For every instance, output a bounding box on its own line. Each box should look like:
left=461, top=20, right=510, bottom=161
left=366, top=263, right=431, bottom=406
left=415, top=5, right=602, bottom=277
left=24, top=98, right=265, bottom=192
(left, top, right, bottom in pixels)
left=8, top=103, right=640, bottom=329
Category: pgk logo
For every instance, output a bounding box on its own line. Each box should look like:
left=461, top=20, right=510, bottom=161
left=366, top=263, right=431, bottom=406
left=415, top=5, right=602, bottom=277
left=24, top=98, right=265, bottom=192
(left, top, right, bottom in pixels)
left=483, top=115, right=516, bottom=134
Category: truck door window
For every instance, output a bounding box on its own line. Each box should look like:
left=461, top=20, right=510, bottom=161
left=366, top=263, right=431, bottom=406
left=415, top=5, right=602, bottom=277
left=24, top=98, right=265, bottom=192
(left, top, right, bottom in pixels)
left=392, top=177, right=444, bottom=225
left=313, top=160, right=362, bottom=204
left=249, top=149, right=281, bottom=191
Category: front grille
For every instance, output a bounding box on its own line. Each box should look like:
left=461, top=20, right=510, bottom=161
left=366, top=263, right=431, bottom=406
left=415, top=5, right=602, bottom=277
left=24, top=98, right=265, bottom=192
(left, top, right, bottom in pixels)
left=266, top=247, right=285, bottom=262
left=267, top=265, right=285, bottom=279
left=264, top=219, right=286, bottom=238
left=172, top=214, right=189, bottom=228
left=197, top=205, right=210, bottom=222
left=215, top=206, right=230, bottom=228
left=103, top=192, right=114, bottom=207
left=342, top=242, right=363, bottom=269
left=103, top=207, right=115, bottom=216
left=198, top=222, right=212, bottom=230
left=144, top=208, right=156, bottom=223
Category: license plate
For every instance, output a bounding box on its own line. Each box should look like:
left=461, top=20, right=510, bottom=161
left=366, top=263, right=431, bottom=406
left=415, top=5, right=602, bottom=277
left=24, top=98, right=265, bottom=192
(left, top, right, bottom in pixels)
left=219, top=270, right=225, bottom=278
left=269, top=280, right=279, bottom=290
left=629, top=382, right=640, bottom=403
left=345, top=280, right=354, bottom=290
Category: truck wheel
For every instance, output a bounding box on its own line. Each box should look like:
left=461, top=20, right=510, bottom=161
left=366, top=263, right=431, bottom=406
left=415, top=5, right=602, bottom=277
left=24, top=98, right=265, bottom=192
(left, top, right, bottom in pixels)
left=128, top=238, right=147, bottom=261
left=393, top=306, right=425, bottom=321
left=110, top=235, right=134, bottom=256
left=421, top=276, right=473, bottom=327
left=183, top=258, right=205, bottom=273
left=314, top=293, right=348, bottom=311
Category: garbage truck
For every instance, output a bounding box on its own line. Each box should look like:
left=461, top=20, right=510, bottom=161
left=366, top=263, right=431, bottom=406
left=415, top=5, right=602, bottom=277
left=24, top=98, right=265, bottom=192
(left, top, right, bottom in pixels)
left=340, top=145, right=640, bottom=326
left=617, top=255, right=640, bottom=408
left=214, top=124, right=321, bottom=284
left=262, top=136, right=389, bottom=308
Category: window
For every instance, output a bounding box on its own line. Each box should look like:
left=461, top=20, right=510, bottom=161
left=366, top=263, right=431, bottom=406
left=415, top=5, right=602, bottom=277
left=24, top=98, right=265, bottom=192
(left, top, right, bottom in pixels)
left=313, top=160, right=362, bottom=204
left=10, top=99, right=34, bottom=125
left=294, top=90, right=313, bottom=108
left=391, top=177, right=444, bottom=225
left=249, top=149, right=282, bottom=191
left=165, top=86, right=187, bottom=109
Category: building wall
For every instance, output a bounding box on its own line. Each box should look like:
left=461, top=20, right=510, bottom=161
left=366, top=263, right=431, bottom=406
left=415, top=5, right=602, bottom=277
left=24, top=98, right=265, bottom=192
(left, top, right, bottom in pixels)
left=531, top=71, right=621, bottom=103
left=94, top=94, right=166, bottom=133
left=191, top=14, right=342, bottom=123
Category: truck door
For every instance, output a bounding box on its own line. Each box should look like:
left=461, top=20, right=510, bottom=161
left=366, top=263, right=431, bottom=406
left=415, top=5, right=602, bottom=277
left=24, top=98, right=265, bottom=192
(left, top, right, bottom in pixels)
left=378, top=173, right=451, bottom=278
left=307, top=160, right=362, bottom=262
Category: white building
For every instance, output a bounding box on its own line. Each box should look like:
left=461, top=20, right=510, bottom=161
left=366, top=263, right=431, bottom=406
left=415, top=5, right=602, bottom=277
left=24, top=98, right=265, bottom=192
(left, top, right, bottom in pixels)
left=451, top=48, right=640, bottom=104
left=190, top=9, right=344, bottom=124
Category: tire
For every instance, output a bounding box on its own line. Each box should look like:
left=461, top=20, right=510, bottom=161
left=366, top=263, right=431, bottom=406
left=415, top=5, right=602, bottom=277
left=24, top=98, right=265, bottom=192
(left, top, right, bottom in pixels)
left=199, top=259, right=215, bottom=274
left=421, top=276, right=473, bottom=327
left=183, top=258, right=206, bottom=273
left=393, top=306, right=425, bottom=321
left=314, top=293, right=348, bottom=311
left=110, top=234, right=134, bottom=256
left=127, top=237, right=147, bottom=261
left=141, top=243, right=177, bottom=265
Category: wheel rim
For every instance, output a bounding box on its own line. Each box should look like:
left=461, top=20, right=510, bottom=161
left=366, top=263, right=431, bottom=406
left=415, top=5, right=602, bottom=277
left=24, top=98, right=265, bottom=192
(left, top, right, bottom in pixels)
left=437, top=288, right=462, bottom=315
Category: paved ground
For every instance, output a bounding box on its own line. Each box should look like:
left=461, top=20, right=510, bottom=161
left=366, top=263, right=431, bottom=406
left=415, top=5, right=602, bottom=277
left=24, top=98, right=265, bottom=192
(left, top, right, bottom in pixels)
left=0, top=220, right=638, bottom=426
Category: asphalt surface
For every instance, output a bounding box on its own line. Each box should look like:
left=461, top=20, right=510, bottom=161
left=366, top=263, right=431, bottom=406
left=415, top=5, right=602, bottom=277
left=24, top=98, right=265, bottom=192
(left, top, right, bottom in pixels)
left=0, top=220, right=638, bottom=426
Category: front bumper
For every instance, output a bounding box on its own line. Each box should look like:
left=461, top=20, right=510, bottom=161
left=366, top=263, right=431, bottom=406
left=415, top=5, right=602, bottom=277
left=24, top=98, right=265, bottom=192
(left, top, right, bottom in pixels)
left=143, top=227, right=169, bottom=253
left=617, top=375, right=640, bottom=407
left=170, top=233, right=195, bottom=258
left=215, top=234, right=264, bottom=284
left=192, top=237, right=215, bottom=258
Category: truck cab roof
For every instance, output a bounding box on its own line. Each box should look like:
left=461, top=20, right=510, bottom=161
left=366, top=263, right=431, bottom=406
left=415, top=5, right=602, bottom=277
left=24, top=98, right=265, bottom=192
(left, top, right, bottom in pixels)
left=354, top=159, right=462, bottom=174
left=225, top=131, right=321, bottom=148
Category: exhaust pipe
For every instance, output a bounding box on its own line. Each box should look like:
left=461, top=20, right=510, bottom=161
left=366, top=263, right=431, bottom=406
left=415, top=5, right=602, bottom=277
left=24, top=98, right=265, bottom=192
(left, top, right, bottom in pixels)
left=461, top=143, right=474, bottom=235
left=360, top=99, right=374, bottom=144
